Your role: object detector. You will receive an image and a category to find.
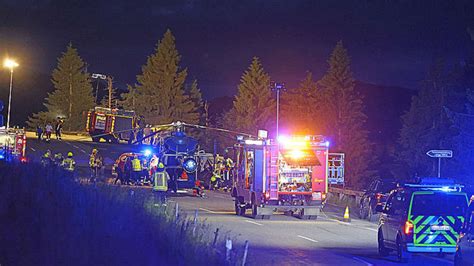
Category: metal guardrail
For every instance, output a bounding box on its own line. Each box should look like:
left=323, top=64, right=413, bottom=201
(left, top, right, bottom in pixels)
left=328, top=187, right=365, bottom=197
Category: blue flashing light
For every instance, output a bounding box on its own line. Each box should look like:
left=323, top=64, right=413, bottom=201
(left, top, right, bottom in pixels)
left=325, top=141, right=330, bottom=147
left=143, top=149, right=152, bottom=157
left=183, top=158, right=197, bottom=173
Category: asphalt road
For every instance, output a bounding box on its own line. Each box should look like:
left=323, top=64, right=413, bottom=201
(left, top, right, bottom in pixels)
left=26, top=136, right=455, bottom=266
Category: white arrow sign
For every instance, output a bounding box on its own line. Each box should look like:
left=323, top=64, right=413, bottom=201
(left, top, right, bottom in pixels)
left=426, top=150, right=453, bottom=158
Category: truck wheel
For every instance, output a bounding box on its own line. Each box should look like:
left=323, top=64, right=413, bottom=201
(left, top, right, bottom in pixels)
left=234, top=198, right=245, bottom=216
left=359, top=203, right=367, bottom=219
left=378, top=230, right=389, bottom=256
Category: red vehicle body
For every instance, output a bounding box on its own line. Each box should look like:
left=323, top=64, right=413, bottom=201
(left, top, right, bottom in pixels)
left=86, top=107, right=137, bottom=143
left=0, top=128, right=27, bottom=162
left=232, top=135, right=332, bottom=219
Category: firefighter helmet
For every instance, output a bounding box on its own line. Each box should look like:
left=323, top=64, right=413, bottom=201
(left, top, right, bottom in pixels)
left=68, top=152, right=73, bottom=157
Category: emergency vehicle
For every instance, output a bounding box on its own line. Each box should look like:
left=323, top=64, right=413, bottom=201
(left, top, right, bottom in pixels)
left=0, top=127, right=27, bottom=163
left=86, top=107, right=137, bottom=143
left=232, top=134, right=334, bottom=219
left=376, top=178, right=469, bottom=262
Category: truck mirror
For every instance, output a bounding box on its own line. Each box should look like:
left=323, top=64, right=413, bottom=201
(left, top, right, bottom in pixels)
left=375, top=204, right=385, bottom=213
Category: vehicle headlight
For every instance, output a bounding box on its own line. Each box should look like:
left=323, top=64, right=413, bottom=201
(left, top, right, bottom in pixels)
left=183, top=158, right=197, bottom=173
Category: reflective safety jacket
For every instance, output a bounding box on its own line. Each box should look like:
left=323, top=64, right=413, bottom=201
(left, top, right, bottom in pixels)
left=89, top=154, right=96, bottom=168
left=131, top=158, right=142, bottom=171
left=153, top=171, right=169, bottom=192
left=62, top=158, right=76, bottom=172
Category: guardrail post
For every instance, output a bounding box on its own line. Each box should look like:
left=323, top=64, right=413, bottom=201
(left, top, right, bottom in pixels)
left=225, top=237, right=232, bottom=262
left=241, top=240, right=249, bottom=266
left=175, top=202, right=179, bottom=222
left=213, top=228, right=219, bottom=247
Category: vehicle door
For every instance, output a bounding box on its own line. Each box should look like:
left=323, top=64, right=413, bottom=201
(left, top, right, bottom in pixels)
left=389, top=191, right=408, bottom=243
left=460, top=208, right=474, bottom=263
left=380, top=192, right=395, bottom=243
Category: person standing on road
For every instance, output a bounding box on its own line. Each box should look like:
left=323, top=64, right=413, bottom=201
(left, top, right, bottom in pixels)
left=153, top=162, right=169, bottom=204
left=36, top=125, right=43, bottom=140
left=89, top=148, right=99, bottom=183
left=55, top=117, right=63, bottom=140
left=45, top=123, right=53, bottom=142
left=62, top=152, right=76, bottom=179
left=131, top=154, right=142, bottom=184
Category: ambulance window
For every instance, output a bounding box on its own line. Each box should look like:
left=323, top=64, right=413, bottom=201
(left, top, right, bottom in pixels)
left=392, top=191, right=406, bottom=215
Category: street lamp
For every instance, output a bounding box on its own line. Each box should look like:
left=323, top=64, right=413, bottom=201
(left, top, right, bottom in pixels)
left=3, top=58, right=19, bottom=129
left=270, top=81, right=286, bottom=139
left=91, top=73, right=106, bottom=104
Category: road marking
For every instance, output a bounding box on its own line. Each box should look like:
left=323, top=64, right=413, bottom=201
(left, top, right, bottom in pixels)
left=352, top=256, right=373, bottom=266
left=199, top=208, right=217, bottom=214
left=245, top=220, right=264, bottom=226
left=30, top=148, right=36, bottom=152
left=297, top=235, right=318, bottom=243
left=198, top=208, right=235, bottom=215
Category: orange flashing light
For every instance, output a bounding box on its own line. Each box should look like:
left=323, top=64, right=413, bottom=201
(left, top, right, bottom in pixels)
left=404, top=220, right=414, bottom=235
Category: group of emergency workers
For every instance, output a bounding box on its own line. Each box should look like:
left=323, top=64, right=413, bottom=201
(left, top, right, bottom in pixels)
left=210, top=154, right=234, bottom=190
left=41, top=149, right=76, bottom=177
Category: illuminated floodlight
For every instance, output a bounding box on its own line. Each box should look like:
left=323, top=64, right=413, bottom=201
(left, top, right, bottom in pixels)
left=288, top=149, right=305, bottom=159
left=325, top=141, right=330, bottom=147
left=143, top=149, right=152, bottom=157
left=244, top=139, right=263, bottom=145
left=277, top=135, right=288, bottom=143
left=183, top=158, right=197, bottom=173
left=258, top=130, right=268, bottom=139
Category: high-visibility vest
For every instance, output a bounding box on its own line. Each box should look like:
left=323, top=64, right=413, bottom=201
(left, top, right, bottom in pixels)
left=132, top=158, right=142, bottom=171
left=62, top=158, right=75, bottom=171
left=89, top=155, right=96, bottom=167
left=153, top=172, right=168, bottom=192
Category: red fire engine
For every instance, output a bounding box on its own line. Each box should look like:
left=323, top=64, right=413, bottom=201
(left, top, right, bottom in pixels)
left=0, top=128, right=27, bottom=163
left=232, top=134, right=341, bottom=219
left=86, top=107, right=137, bottom=143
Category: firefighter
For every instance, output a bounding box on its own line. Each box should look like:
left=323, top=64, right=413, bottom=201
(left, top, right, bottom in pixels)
left=62, top=152, right=76, bottom=179
left=45, top=122, right=53, bottom=142
left=41, top=149, right=52, bottom=167
left=210, top=170, right=221, bottom=190
left=142, top=158, right=150, bottom=185
left=153, top=162, right=169, bottom=204
left=36, top=125, right=43, bottom=140
left=54, top=152, right=64, bottom=166
left=131, top=154, right=142, bottom=184
left=89, top=148, right=99, bottom=183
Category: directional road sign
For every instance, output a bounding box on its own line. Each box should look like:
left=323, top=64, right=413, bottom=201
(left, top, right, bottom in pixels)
left=426, top=150, right=453, bottom=158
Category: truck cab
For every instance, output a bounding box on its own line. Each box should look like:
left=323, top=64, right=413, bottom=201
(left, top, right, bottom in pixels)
left=232, top=135, right=330, bottom=219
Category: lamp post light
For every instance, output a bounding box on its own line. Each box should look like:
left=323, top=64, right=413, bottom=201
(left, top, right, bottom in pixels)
left=270, top=81, right=286, bottom=139
left=91, top=73, right=106, bottom=104
left=3, top=58, right=19, bottom=129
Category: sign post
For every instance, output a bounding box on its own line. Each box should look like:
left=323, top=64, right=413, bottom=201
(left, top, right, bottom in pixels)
left=426, top=150, right=453, bottom=177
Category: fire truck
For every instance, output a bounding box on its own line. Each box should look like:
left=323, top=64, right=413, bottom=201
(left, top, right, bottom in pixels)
left=86, top=107, right=137, bottom=143
left=0, top=127, right=27, bottom=163
left=232, top=134, right=340, bottom=219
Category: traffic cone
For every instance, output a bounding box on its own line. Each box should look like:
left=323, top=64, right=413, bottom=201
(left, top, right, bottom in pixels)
left=343, top=206, right=351, bottom=223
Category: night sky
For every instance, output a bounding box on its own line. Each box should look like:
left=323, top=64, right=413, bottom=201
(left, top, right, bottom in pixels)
left=1, top=0, right=474, bottom=100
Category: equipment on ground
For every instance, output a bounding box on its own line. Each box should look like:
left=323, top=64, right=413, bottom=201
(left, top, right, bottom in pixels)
left=86, top=106, right=138, bottom=143
left=232, top=134, right=336, bottom=219
left=0, top=127, right=27, bottom=163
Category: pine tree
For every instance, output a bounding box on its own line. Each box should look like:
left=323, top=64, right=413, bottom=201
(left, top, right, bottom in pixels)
left=281, top=72, right=322, bottom=134
left=224, top=57, right=275, bottom=135
left=27, top=44, right=94, bottom=131
left=122, top=29, right=198, bottom=125
left=318, top=41, right=372, bottom=188
left=188, top=79, right=204, bottom=124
